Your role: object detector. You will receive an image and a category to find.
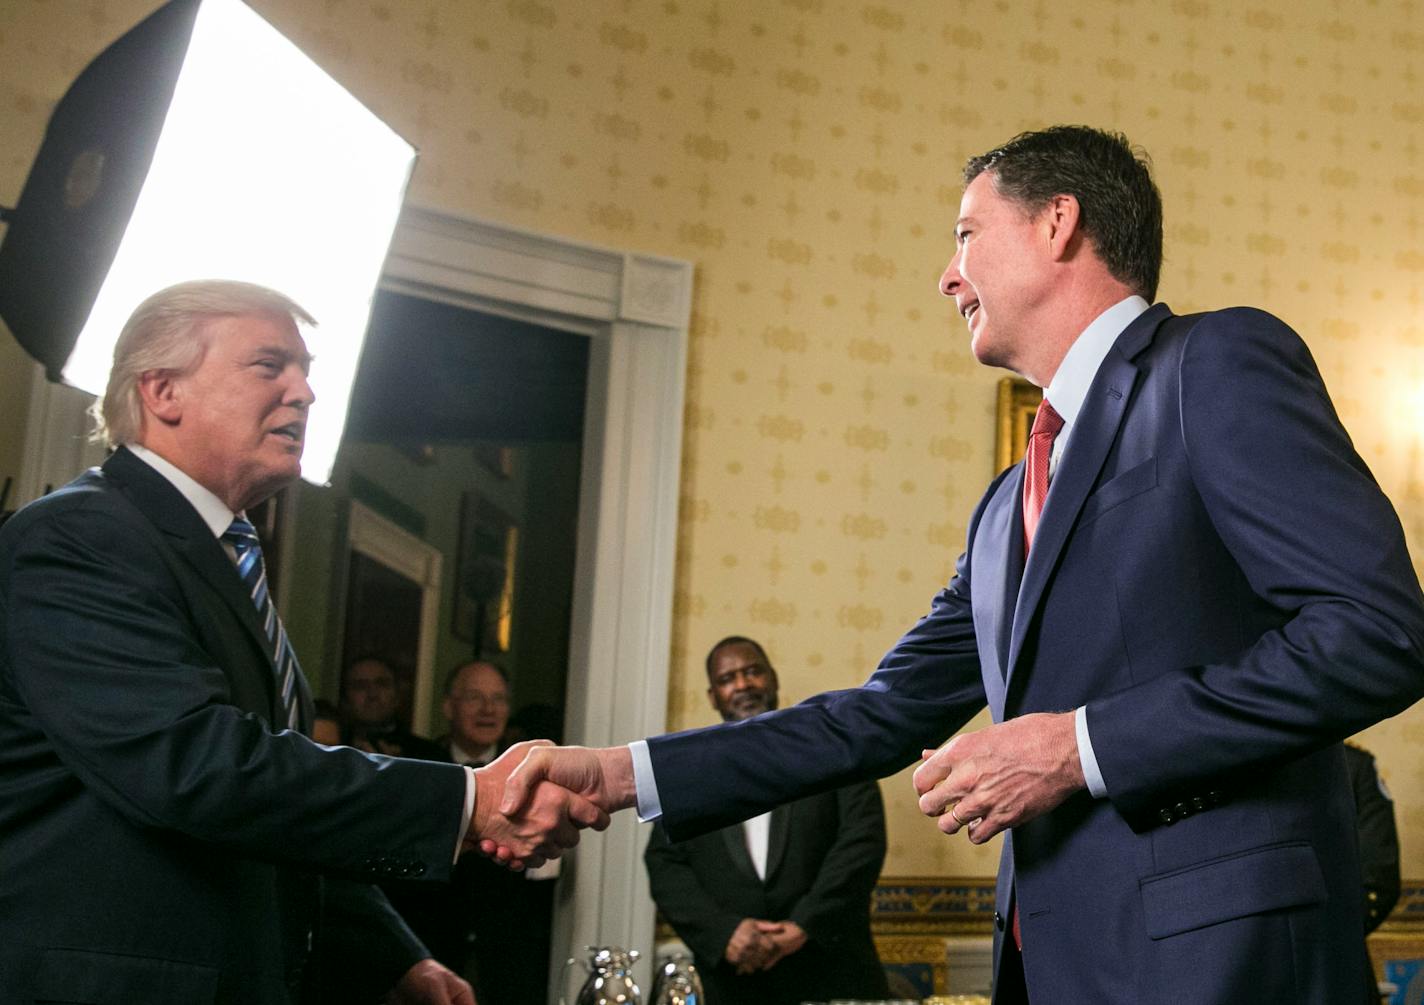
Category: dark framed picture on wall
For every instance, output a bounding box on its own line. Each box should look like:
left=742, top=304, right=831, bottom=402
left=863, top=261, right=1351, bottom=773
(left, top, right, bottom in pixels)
left=453, top=492, right=518, bottom=656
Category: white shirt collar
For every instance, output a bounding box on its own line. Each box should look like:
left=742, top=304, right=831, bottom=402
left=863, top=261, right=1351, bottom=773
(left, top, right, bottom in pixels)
left=1044, top=295, right=1150, bottom=432
left=125, top=443, right=236, bottom=539
left=449, top=740, right=498, bottom=766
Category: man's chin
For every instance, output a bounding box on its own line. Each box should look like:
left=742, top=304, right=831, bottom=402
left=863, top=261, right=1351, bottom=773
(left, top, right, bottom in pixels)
left=236, top=465, right=302, bottom=511
left=970, top=331, right=1002, bottom=369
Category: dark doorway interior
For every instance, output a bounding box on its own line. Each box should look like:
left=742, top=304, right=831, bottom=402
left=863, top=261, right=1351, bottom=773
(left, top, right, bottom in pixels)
left=343, top=551, right=424, bottom=730
left=346, top=290, right=589, bottom=443
left=336, top=287, right=590, bottom=743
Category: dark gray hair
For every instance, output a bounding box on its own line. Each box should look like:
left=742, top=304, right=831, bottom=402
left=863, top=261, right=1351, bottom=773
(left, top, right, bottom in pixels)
left=964, top=125, right=1164, bottom=301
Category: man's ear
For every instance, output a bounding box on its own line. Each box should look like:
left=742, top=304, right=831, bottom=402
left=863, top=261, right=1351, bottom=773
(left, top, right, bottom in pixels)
left=137, top=369, right=183, bottom=426
left=1043, top=193, right=1082, bottom=261
left=707, top=687, right=719, bottom=713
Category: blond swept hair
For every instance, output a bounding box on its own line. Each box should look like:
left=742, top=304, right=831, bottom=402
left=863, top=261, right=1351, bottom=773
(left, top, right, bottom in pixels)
left=91, top=279, right=316, bottom=447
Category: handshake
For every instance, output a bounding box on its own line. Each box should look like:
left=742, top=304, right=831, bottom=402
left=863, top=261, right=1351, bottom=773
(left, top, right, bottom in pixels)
left=462, top=741, right=636, bottom=868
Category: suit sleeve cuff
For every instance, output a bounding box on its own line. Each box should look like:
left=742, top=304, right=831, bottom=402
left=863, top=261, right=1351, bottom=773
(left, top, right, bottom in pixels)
left=629, top=740, right=662, bottom=821
left=454, top=766, right=476, bottom=862
left=1076, top=706, right=1108, bottom=799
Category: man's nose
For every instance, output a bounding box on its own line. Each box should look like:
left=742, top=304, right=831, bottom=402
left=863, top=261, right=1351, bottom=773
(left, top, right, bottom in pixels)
left=288, top=372, right=316, bottom=408
left=939, top=254, right=962, bottom=297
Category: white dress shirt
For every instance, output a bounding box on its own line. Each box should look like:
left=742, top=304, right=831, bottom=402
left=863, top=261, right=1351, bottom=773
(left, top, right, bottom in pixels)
left=743, top=811, right=772, bottom=880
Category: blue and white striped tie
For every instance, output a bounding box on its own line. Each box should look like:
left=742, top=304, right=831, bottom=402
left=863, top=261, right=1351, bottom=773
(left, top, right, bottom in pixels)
left=223, top=517, right=301, bottom=730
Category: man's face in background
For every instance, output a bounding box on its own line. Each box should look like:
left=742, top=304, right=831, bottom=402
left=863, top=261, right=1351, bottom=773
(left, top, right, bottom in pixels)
left=342, top=658, right=398, bottom=728
left=443, top=663, right=511, bottom=751
left=706, top=642, right=779, bottom=723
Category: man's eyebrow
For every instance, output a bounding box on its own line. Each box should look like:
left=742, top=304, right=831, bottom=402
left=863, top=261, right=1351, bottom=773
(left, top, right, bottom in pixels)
left=253, top=345, right=315, bottom=369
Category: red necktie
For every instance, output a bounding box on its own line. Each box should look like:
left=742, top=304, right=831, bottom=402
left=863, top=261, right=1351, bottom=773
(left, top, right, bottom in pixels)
left=1021, top=398, right=1064, bottom=555
left=1013, top=397, right=1063, bottom=954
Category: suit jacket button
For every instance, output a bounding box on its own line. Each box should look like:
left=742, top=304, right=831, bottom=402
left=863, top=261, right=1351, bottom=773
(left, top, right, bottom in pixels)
left=1207, top=790, right=1223, bottom=804
left=1175, top=801, right=1190, bottom=817
left=994, top=911, right=1005, bottom=931
left=1191, top=796, right=1206, bottom=812
left=1158, top=808, right=1175, bottom=825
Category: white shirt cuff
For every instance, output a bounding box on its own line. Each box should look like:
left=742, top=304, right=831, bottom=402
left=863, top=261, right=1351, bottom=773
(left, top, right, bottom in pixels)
left=629, top=739, right=662, bottom=821
left=1076, top=706, right=1108, bottom=799
left=454, top=766, right=476, bottom=862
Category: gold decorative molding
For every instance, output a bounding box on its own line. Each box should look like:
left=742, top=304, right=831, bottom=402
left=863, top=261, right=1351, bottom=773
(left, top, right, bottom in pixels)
left=873, top=876, right=997, bottom=936
left=994, top=378, right=1041, bottom=473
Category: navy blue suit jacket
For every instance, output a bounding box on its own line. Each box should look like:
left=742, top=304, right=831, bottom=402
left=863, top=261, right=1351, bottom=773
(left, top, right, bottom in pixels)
left=0, top=447, right=469, bottom=1004
left=647, top=306, right=1424, bottom=1003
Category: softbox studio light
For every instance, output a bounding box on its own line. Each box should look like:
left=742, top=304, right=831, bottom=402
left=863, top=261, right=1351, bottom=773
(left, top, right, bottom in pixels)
left=0, top=0, right=416, bottom=483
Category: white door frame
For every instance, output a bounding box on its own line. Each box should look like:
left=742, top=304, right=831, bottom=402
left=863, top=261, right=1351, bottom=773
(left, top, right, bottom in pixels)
left=380, top=206, right=691, bottom=998
left=345, top=500, right=444, bottom=734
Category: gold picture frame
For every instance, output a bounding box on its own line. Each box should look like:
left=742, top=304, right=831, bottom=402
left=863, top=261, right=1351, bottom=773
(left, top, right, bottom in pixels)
left=994, top=377, right=1042, bottom=471
left=452, top=493, right=518, bottom=654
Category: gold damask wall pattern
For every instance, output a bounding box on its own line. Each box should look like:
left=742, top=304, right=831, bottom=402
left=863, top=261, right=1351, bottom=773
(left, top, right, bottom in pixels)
left=2, top=0, right=1423, bottom=880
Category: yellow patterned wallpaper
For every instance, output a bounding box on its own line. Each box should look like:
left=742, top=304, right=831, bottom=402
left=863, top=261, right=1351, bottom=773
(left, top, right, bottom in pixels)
left=4, top=0, right=1424, bottom=879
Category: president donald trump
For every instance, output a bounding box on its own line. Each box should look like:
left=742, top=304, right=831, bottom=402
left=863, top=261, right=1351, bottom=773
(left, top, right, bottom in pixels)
left=0, top=280, right=605, bottom=1004
left=502, top=126, right=1424, bottom=1003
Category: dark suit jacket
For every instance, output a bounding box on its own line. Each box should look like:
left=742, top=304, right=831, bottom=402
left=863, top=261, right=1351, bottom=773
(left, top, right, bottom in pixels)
left=645, top=780, right=889, bottom=1005
left=1344, top=744, right=1400, bottom=933
left=0, top=447, right=470, bottom=1005
left=645, top=306, right=1424, bottom=1004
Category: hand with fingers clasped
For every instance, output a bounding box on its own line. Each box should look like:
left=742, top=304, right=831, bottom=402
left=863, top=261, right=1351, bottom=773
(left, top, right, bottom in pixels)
left=756, top=919, right=807, bottom=968
left=723, top=918, right=808, bottom=975
left=912, top=711, right=1086, bottom=844
left=725, top=917, right=776, bottom=975
left=466, top=740, right=612, bottom=870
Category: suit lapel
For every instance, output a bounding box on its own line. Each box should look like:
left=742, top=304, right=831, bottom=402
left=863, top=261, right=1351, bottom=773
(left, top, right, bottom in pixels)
left=764, top=802, right=791, bottom=882
left=994, top=469, right=1026, bottom=678
left=968, top=470, right=1022, bottom=717
left=1005, top=306, right=1170, bottom=685
left=103, top=448, right=281, bottom=716
left=720, top=821, right=760, bottom=883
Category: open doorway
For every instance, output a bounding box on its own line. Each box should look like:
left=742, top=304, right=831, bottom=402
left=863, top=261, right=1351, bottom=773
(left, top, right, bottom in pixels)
left=279, top=288, right=590, bottom=1004
left=320, top=287, right=591, bottom=746
left=279, top=207, right=691, bottom=1000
